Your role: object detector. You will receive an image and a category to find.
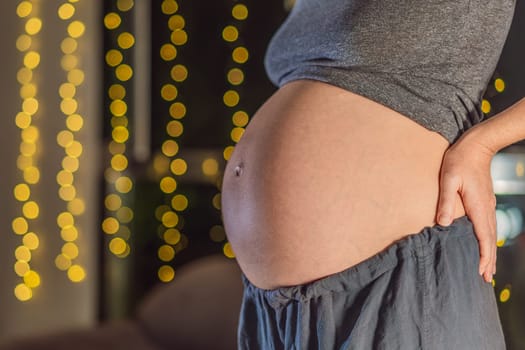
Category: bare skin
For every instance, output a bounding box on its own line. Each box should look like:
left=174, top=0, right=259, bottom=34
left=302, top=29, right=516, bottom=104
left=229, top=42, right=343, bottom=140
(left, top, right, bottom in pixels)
left=221, top=79, right=496, bottom=290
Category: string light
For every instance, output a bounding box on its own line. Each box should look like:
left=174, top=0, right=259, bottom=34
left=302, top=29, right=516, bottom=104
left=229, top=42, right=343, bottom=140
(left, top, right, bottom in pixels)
left=155, top=0, right=189, bottom=283
left=215, top=1, right=251, bottom=259
left=103, top=0, right=135, bottom=259
left=54, top=0, right=87, bottom=283
left=12, top=0, right=42, bottom=302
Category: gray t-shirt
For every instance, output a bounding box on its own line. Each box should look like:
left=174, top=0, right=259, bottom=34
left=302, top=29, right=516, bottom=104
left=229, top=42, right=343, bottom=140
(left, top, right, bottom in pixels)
left=264, top=0, right=516, bottom=144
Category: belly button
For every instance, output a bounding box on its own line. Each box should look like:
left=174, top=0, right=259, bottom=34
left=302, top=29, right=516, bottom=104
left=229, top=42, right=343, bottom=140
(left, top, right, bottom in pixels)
left=234, top=163, right=244, bottom=177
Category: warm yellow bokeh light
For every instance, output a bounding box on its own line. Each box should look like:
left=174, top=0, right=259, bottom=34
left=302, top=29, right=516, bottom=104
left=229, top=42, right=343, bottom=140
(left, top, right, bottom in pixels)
left=171, top=30, right=188, bottom=46
left=59, top=83, right=76, bottom=99
left=106, top=49, right=123, bottom=67
left=115, top=176, right=133, bottom=193
left=20, top=142, right=36, bottom=156
left=223, top=90, right=240, bottom=107
left=112, top=126, right=130, bottom=143
left=228, top=68, right=244, bottom=86
left=61, top=226, right=79, bottom=242
left=158, top=265, right=175, bottom=282
left=169, top=102, right=186, bottom=119
left=170, top=65, right=188, bottom=82
left=161, top=84, right=178, bottom=101
left=160, top=44, right=177, bottom=61
left=116, top=207, right=134, bottom=223
left=15, top=246, right=31, bottom=262
left=155, top=205, right=170, bottom=221
left=66, top=141, right=83, bottom=158
left=102, top=217, right=119, bottom=234
left=231, top=127, right=245, bottom=142
left=110, top=99, right=127, bottom=116
left=25, top=18, right=42, bottom=35
left=223, top=242, right=235, bottom=258
left=232, top=110, right=249, bottom=127
left=17, top=67, right=33, bottom=84
left=212, top=193, right=221, bottom=210
left=160, top=177, right=177, bottom=194
left=22, top=97, right=39, bottom=115
left=232, top=4, right=249, bottom=20
left=62, top=242, right=79, bottom=259
left=23, top=270, right=41, bottom=288
left=161, top=211, right=179, bottom=228
left=161, top=0, right=179, bottom=15
left=481, top=99, right=491, bottom=114
left=14, top=183, right=31, bottom=201
left=161, top=140, right=179, bottom=157
left=494, top=78, right=505, bottom=93
left=153, top=154, right=170, bottom=174
left=104, top=12, right=122, bottom=30
left=58, top=184, right=77, bottom=201
left=68, top=265, right=86, bottom=282
left=223, top=146, right=234, bottom=161
left=57, top=170, right=74, bottom=186
left=68, top=198, right=86, bottom=215
left=62, top=156, right=80, bottom=172
left=66, top=114, right=84, bottom=132
left=12, top=217, right=29, bottom=235
left=23, top=51, right=41, bottom=70
left=14, top=284, right=32, bottom=302
left=14, top=261, right=30, bottom=277
left=55, top=254, right=72, bottom=271
left=158, top=245, right=175, bottom=262
left=16, top=34, right=32, bottom=52
left=20, top=84, right=37, bottom=99
left=109, top=237, right=127, bottom=255
left=500, top=288, right=511, bottom=303
left=21, top=125, right=38, bottom=142
left=109, top=84, right=126, bottom=100
left=68, top=21, right=86, bottom=38
left=117, top=32, right=135, bottom=50
left=16, top=1, right=33, bottom=18
left=232, top=46, right=249, bottom=64
left=22, top=201, right=39, bottom=219
left=111, top=154, right=128, bottom=171
left=23, top=166, right=40, bottom=184
left=60, top=98, right=78, bottom=115
left=171, top=194, right=188, bottom=211
left=23, top=232, right=39, bottom=250
left=170, top=158, right=187, bottom=175
left=61, top=37, right=78, bottom=54
left=166, top=120, right=183, bottom=137
left=116, top=64, right=133, bottom=81
left=68, top=69, right=85, bottom=85
left=202, top=158, right=219, bottom=177
left=57, top=130, right=74, bottom=147
left=61, top=54, right=79, bottom=71
left=117, top=0, right=134, bottom=12
left=57, top=211, right=75, bottom=228
left=168, top=15, right=185, bottom=30
left=58, top=3, right=75, bottom=20
left=164, top=228, right=181, bottom=245
left=16, top=112, right=31, bottom=129
left=222, top=25, right=239, bottom=42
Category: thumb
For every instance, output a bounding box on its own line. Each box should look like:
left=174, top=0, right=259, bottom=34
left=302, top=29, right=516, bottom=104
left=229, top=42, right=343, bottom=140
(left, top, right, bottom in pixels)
left=436, top=173, right=461, bottom=226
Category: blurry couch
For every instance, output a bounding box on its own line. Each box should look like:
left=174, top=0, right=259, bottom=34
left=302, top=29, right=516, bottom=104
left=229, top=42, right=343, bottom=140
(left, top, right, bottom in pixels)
left=0, top=254, right=244, bottom=350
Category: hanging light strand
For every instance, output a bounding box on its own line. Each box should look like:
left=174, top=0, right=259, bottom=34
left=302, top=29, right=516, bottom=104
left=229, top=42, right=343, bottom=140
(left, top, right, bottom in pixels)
left=12, top=0, right=43, bottom=302
left=214, top=1, right=250, bottom=259
left=102, top=0, right=135, bottom=259
left=155, top=0, right=189, bottom=283
left=54, top=0, right=87, bottom=283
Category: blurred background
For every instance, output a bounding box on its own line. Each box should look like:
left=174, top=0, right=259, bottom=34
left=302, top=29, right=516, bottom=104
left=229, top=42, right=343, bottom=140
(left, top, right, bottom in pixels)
left=0, top=0, right=524, bottom=349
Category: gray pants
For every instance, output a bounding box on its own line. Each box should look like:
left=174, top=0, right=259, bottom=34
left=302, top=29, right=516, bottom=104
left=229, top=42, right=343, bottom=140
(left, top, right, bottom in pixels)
left=238, top=215, right=505, bottom=349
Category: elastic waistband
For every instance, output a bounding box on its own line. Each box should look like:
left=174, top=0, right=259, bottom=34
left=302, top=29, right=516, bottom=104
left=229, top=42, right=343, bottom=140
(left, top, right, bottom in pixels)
left=242, top=215, right=474, bottom=305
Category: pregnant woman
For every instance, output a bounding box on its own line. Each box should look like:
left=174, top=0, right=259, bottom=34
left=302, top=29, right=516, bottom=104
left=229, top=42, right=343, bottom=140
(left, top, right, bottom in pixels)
left=221, top=0, right=521, bottom=348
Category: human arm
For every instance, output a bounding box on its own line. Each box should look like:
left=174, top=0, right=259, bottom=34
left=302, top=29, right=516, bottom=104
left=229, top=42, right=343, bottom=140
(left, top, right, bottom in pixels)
left=436, top=96, right=525, bottom=283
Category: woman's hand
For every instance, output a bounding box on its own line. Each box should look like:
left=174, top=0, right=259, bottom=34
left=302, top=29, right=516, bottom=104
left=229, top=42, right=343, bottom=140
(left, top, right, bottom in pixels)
left=436, top=127, right=498, bottom=283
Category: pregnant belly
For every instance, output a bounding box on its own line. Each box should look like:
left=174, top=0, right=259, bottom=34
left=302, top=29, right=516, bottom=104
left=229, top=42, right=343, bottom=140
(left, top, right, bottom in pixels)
left=221, top=80, right=466, bottom=289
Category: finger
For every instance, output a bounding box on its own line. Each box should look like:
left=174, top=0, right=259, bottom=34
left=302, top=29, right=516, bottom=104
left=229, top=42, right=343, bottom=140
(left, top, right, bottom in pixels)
left=465, top=204, right=494, bottom=279
left=437, top=172, right=460, bottom=226
left=488, top=206, right=498, bottom=277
